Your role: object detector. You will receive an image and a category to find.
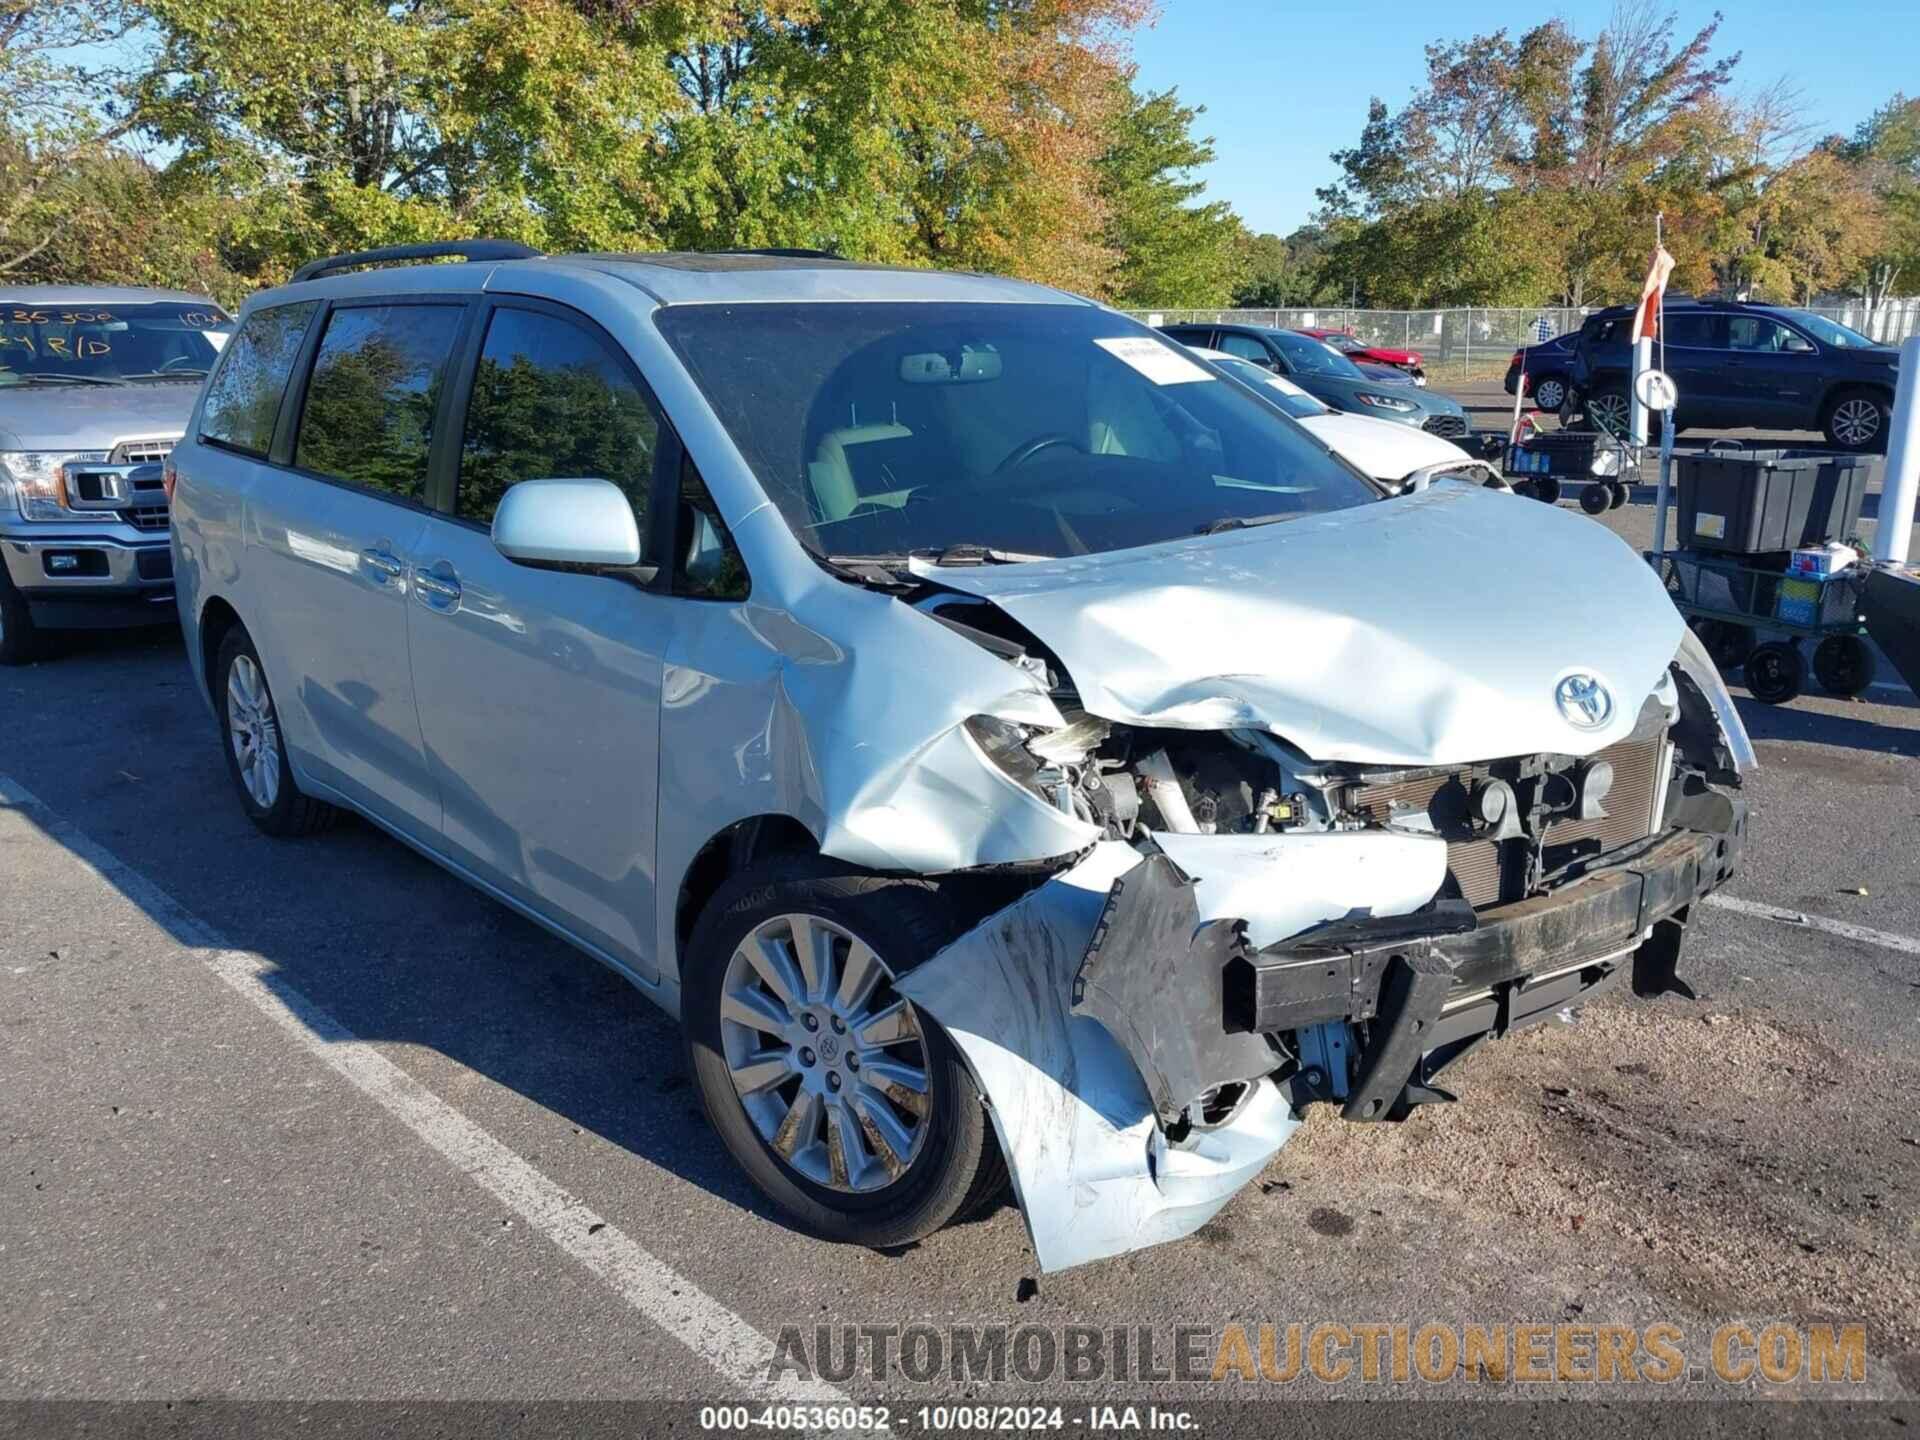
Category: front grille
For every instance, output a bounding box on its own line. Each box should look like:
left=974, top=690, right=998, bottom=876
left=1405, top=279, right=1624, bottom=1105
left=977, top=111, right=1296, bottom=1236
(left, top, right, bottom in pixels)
left=1345, top=726, right=1666, bottom=910
left=1422, top=415, right=1469, bottom=438
left=120, top=507, right=169, bottom=531
left=110, top=437, right=177, bottom=465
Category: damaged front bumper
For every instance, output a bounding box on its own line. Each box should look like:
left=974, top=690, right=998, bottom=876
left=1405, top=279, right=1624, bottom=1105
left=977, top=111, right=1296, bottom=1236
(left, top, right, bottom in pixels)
left=900, top=812, right=1744, bottom=1273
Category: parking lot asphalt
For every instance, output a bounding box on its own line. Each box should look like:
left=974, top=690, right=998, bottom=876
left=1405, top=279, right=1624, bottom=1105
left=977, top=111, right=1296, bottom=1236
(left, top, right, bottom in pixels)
left=4, top=461, right=1919, bottom=1412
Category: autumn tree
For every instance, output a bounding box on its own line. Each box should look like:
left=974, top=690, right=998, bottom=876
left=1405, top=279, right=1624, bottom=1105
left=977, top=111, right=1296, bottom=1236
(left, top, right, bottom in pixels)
left=1096, top=84, right=1243, bottom=306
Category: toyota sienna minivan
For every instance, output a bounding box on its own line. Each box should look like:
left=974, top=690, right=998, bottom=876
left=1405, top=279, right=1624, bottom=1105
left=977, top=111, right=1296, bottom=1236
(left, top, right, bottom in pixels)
left=170, top=242, right=1752, bottom=1272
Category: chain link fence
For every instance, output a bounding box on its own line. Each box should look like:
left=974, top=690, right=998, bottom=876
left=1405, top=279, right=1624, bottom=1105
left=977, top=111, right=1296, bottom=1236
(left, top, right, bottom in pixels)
left=1126, top=301, right=1920, bottom=384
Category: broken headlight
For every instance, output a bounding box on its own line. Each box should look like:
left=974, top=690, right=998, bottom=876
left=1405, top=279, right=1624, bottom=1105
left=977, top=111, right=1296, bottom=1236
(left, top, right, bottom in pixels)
left=963, top=714, right=1111, bottom=822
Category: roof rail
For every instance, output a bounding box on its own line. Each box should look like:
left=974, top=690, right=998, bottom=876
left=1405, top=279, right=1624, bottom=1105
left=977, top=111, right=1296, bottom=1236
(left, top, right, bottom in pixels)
left=718, top=247, right=840, bottom=260
left=289, top=240, right=544, bottom=286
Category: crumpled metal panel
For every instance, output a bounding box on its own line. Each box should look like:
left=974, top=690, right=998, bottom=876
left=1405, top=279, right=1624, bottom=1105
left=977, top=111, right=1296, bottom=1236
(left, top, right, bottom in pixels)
left=911, top=485, right=1685, bottom=767
left=898, top=841, right=1300, bottom=1272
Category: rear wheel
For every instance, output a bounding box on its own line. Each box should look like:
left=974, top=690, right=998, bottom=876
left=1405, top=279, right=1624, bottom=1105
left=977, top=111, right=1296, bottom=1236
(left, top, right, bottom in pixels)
left=1579, top=483, right=1611, bottom=515
left=1530, top=374, right=1568, bottom=413
left=684, top=858, right=1006, bottom=1247
left=1533, top=476, right=1563, bottom=505
left=1823, top=389, right=1891, bottom=452
left=0, top=572, right=42, bottom=666
left=1812, top=634, right=1876, bottom=697
left=1745, top=641, right=1804, bottom=705
left=216, top=627, right=337, bottom=836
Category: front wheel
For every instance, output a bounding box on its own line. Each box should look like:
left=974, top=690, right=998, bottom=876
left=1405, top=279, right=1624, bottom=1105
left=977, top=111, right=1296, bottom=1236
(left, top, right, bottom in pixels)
left=0, top=571, right=42, bottom=666
left=1823, top=389, right=1891, bottom=452
left=1530, top=374, right=1568, bottom=413
left=684, top=859, right=1006, bottom=1248
left=1745, top=641, right=1804, bottom=705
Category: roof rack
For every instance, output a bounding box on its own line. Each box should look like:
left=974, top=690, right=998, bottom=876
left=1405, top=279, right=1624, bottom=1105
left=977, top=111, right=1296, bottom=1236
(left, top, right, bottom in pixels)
left=289, top=240, right=544, bottom=286
left=717, top=247, right=840, bottom=260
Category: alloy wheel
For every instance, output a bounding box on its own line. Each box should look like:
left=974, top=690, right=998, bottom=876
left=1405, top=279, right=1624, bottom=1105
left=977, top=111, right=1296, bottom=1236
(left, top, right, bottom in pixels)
left=226, top=654, right=282, bottom=809
left=1532, top=377, right=1566, bottom=412
left=1831, top=398, right=1882, bottom=448
left=718, top=912, right=931, bottom=1193
left=1587, top=391, right=1631, bottom=437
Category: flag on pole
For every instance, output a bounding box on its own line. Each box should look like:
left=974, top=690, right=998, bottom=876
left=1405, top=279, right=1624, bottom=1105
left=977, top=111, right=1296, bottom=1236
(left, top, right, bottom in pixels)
left=1631, top=245, right=1676, bottom=344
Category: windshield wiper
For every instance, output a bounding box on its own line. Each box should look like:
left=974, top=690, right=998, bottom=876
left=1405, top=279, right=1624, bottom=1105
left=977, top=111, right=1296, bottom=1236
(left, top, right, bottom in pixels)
left=3, top=372, right=123, bottom=387
left=911, top=542, right=1050, bottom=566
left=1198, top=511, right=1303, bottom=535
left=120, top=369, right=209, bottom=381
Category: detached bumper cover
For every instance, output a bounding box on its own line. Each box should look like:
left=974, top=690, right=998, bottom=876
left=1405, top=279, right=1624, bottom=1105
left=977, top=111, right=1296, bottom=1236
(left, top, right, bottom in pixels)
left=902, top=815, right=1742, bottom=1272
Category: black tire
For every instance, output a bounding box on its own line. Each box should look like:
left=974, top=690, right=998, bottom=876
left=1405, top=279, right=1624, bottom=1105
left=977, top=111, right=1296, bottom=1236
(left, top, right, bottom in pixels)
left=1745, top=641, right=1804, bottom=705
left=684, top=856, right=1007, bottom=1249
left=0, top=571, right=42, bottom=666
left=214, top=626, right=337, bottom=836
left=1691, top=618, right=1755, bottom=673
left=1608, top=481, right=1630, bottom=510
left=1822, top=388, right=1892, bottom=453
left=1534, top=476, right=1563, bottom=505
left=1587, top=383, right=1662, bottom=443
left=1579, top=482, right=1611, bottom=515
left=1510, top=479, right=1537, bottom=500
left=1812, top=634, right=1877, bottom=698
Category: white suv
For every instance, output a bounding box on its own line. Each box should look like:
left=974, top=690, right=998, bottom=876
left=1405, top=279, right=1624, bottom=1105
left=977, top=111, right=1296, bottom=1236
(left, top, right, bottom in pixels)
left=171, top=242, right=1752, bottom=1272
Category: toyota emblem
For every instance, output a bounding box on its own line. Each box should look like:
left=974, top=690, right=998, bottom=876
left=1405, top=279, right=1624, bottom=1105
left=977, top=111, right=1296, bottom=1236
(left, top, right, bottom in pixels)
left=1556, top=673, right=1613, bottom=729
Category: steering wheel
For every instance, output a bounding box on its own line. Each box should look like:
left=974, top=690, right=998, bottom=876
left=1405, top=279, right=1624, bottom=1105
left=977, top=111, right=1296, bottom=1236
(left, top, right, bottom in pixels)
left=992, top=433, right=1084, bottom=475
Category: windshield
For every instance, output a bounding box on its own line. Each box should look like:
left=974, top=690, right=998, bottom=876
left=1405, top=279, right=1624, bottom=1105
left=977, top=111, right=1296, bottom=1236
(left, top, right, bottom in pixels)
left=1789, top=311, right=1876, bottom=349
left=1319, top=333, right=1365, bottom=352
left=1211, top=356, right=1329, bottom=419
left=655, top=303, right=1379, bottom=562
left=1269, top=329, right=1366, bottom=379
left=0, top=301, right=232, bottom=386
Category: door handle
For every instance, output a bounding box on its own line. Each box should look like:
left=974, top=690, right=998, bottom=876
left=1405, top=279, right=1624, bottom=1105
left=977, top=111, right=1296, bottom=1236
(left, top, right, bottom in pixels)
left=360, top=546, right=406, bottom=582
left=412, top=565, right=462, bottom=610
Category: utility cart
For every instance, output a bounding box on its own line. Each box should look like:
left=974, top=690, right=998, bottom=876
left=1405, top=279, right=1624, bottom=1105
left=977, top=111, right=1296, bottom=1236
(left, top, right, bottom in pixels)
left=1646, top=443, right=1878, bottom=704
left=1502, top=426, right=1633, bottom=511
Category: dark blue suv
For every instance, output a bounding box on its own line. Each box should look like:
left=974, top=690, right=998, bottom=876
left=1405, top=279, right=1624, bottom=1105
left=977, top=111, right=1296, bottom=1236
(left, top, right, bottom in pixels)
left=1566, top=300, right=1900, bottom=451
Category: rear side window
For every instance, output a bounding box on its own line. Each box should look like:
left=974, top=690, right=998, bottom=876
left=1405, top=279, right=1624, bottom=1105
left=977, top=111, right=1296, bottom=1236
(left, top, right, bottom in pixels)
left=199, top=301, right=319, bottom=456
left=456, top=306, right=660, bottom=527
left=294, top=304, right=464, bottom=501
left=1663, top=313, right=1722, bottom=348
left=1216, top=332, right=1273, bottom=365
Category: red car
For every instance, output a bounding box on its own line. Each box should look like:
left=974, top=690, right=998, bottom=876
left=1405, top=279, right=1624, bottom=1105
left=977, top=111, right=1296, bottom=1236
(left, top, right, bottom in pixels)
left=1296, top=327, right=1426, bottom=383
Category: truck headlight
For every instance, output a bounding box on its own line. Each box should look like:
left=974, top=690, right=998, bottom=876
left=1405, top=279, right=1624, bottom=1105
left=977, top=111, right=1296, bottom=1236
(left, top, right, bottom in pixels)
left=1355, top=392, right=1415, bottom=412
left=2, top=451, right=113, bottom=522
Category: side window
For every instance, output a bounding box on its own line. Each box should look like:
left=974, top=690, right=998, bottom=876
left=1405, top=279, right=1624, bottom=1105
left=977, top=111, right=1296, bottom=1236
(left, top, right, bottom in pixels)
left=294, top=305, right=462, bottom=501
left=1217, top=332, right=1274, bottom=367
left=675, top=453, right=749, bottom=601
left=457, top=307, right=660, bottom=529
left=199, top=301, right=319, bottom=456
left=1727, top=316, right=1798, bottom=352
left=1663, top=314, right=1722, bottom=348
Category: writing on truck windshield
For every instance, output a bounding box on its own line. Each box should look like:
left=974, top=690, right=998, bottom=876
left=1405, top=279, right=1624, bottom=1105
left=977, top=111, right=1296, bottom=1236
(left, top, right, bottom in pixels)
left=0, top=303, right=233, bottom=386
left=653, top=302, right=1379, bottom=563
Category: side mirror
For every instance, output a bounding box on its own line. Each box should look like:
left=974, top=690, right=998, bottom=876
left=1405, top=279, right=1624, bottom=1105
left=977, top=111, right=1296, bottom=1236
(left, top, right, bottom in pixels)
left=492, top=478, right=652, bottom=578
left=1783, top=334, right=1814, bottom=354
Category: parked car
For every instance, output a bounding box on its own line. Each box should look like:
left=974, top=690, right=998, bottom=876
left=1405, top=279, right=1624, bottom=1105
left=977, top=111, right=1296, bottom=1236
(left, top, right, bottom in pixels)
left=1159, top=322, right=1469, bottom=438
left=172, top=242, right=1751, bottom=1273
left=1503, top=332, right=1578, bottom=414
left=0, top=286, right=234, bottom=663
left=1298, top=326, right=1426, bottom=383
left=1565, top=299, right=1900, bottom=450
left=1190, top=347, right=1481, bottom=483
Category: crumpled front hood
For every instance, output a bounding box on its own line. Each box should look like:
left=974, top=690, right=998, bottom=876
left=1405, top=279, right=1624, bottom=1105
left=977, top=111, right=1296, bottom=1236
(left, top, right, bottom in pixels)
left=914, top=484, right=1685, bottom=766
left=0, top=383, right=197, bottom=450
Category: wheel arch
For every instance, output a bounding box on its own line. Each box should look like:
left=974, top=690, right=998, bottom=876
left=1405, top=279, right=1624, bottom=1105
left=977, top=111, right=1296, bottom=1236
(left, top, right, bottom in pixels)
left=196, top=594, right=244, bottom=710
left=673, top=813, right=821, bottom=982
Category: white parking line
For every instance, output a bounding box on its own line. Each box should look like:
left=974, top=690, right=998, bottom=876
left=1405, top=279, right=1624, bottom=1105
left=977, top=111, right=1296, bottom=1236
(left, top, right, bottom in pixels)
left=0, top=774, right=843, bottom=1405
left=1705, top=892, right=1920, bottom=958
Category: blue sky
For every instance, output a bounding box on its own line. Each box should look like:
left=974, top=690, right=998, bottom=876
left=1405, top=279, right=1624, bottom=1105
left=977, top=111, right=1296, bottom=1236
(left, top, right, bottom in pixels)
left=1129, top=0, right=1920, bottom=237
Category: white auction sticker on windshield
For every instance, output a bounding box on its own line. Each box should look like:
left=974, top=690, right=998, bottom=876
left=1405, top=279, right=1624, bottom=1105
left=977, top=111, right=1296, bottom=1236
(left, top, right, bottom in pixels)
left=1095, top=336, right=1214, bottom=384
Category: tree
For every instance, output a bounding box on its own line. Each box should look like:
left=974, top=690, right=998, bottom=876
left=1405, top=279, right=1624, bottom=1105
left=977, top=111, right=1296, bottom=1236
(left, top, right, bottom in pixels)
left=1835, top=96, right=1920, bottom=314
left=1096, top=84, right=1242, bottom=306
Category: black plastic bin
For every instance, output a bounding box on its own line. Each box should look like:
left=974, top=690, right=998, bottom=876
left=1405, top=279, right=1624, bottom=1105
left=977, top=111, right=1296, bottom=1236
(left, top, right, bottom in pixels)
left=1674, top=448, right=1871, bottom=555
left=1504, top=431, right=1611, bottom=478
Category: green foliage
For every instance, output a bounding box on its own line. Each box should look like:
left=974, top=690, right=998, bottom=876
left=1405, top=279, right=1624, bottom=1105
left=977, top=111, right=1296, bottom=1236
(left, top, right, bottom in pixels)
left=1097, top=86, right=1243, bottom=307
